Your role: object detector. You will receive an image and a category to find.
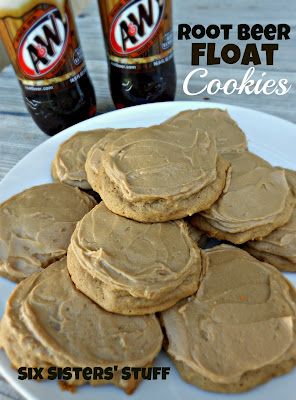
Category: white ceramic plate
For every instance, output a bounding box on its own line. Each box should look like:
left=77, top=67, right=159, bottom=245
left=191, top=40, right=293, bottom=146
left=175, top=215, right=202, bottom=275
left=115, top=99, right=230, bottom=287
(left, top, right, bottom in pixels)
left=0, top=101, right=296, bottom=400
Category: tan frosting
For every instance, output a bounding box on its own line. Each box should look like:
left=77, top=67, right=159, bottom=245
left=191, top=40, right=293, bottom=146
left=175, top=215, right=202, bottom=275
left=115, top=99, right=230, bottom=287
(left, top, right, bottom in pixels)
left=248, top=170, right=296, bottom=263
left=286, top=169, right=296, bottom=196
left=85, top=129, right=128, bottom=177
left=201, top=152, right=292, bottom=233
left=100, top=124, right=219, bottom=202
left=248, top=209, right=296, bottom=263
left=52, top=129, right=126, bottom=189
left=70, top=203, right=201, bottom=300
left=0, top=184, right=95, bottom=281
left=0, top=258, right=163, bottom=371
left=161, top=245, right=296, bottom=385
left=166, top=109, right=248, bottom=154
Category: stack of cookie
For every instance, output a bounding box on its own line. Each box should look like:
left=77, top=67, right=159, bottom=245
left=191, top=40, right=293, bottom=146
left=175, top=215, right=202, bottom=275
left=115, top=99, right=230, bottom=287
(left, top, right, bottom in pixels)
left=1, top=108, right=296, bottom=395
left=192, top=152, right=295, bottom=244
left=244, top=169, right=296, bottom=271
left=85, top=121, right=230, bottom=222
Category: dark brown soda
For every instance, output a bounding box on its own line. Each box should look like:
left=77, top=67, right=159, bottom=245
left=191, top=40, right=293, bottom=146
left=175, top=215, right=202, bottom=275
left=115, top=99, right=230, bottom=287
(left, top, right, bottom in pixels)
left=109, top=59, right=176, bottom=108
left=22, top=72, right=96, bottom=136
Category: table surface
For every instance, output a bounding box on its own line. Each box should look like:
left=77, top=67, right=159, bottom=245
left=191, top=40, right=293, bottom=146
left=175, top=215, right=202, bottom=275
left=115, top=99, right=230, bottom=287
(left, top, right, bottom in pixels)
left=0, top=0, right=295, bottom=399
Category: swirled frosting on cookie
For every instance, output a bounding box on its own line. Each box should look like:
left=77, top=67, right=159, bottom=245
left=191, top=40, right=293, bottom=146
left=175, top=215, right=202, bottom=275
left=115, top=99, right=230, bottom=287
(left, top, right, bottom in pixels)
left=286, top=169, right=296, bottom=196
left=200, top=152, right=292, bottom=233
left=52, top=129, right=126, bottom=189
left=161, top=245, right=296, bottom=386
left=166, top=108, right=248, bottom=154
left=85, top=130, right=127, bottom=177
left=0, top=184, right=96, bottom=282
left=247, top=210, right=296, bottom=264
left=69, top=203, right=201, bottom=306
left=100, top=124, right=218, bottom=202
left=247, top=170, right=296, bottom=266
left=0, top=259, right=163, bottom=391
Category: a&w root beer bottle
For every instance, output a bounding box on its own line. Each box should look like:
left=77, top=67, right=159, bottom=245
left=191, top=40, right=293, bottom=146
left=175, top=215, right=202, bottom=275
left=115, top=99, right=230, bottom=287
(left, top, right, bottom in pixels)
left=0, top=0, right=96, bottom=136
left=99, top=0, right=176, bottom=108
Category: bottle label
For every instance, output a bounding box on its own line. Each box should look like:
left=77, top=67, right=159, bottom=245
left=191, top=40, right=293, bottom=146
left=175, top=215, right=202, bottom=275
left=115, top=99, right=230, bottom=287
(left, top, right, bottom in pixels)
left=18, top=8, right=69, bottom=78
left=0, top=1, right=87, bottom=91
left=100, top=0, right=174, bottom=69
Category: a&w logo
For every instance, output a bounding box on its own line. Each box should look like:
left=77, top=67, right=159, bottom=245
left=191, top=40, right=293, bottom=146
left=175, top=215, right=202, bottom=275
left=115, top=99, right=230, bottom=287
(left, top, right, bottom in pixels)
left=110, top=0, right=165, bottom=55
left=18, top=8, right=69, bottom=78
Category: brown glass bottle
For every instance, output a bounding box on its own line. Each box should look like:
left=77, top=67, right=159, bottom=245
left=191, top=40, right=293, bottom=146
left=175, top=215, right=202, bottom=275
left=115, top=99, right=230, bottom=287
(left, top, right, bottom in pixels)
left=99, top=0, right=176, bottom=108
left=0, top=0, right=96, bottom=136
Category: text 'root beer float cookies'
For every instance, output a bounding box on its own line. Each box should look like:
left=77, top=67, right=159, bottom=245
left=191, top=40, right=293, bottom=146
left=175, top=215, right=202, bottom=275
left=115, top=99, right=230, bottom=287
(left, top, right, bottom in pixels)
left=85, top=123, right=230, bottom=222
left=67, top=203, right=202, bottom=315
left=161, top=245, right=296, bottom=393
left=52, top=128, right=127, bottom=190
left=0, top=259, right=163, bottom=394
left=191, top=152, right=295, bottom=244
left=0, top=183, right=96, bottom=282
left=245, top=169, right=296, bottom=272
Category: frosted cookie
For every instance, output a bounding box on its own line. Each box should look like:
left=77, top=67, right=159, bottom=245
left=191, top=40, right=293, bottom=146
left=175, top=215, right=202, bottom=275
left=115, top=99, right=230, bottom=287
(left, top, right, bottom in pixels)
left=67, top=203, right=202, bottom=315
left=166, top=108, right=248, bottom=154
left=86, top=124, right=230, bottom=222
left=286, top=169, right=296, bottom=195
left=0, top=184, right=96, bottom=282
left=161, top=245, right=296, bottom=393
left=191, top=152, right=295, bottom=244
left=245, top=169, right=296, bottom=272
left=52, top=129, right=126, bottom=189
left=0, top=259, right=163, bottom=394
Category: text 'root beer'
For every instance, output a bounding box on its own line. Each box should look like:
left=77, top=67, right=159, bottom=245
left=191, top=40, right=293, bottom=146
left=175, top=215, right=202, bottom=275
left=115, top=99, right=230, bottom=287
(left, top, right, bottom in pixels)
left=0, top=0, right=96, bottom=136
left=99, top=0, right=176, bottom=108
